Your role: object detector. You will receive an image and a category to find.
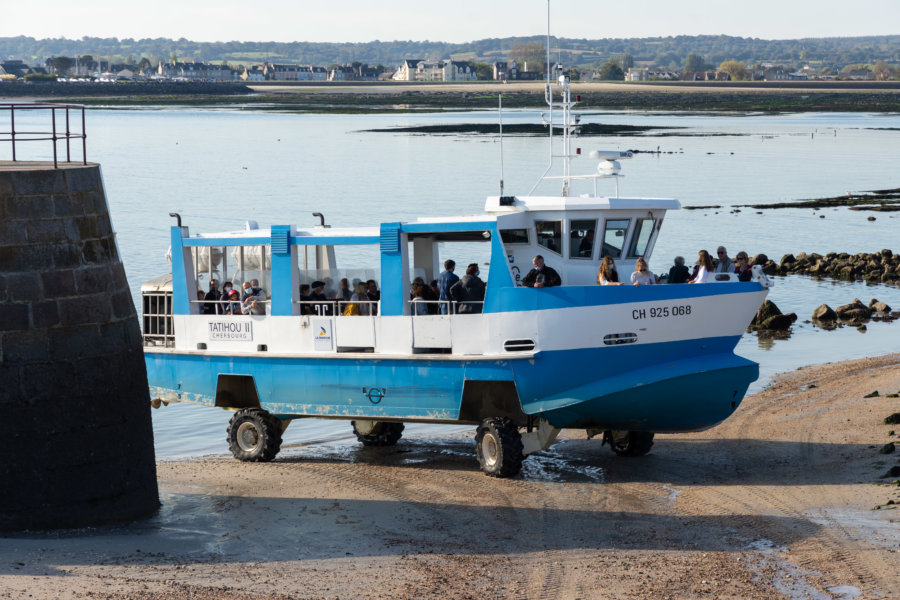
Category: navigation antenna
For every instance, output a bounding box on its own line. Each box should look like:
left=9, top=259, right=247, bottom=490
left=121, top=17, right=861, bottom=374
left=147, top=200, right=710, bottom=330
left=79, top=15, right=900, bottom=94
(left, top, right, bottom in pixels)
left=498, top=93, right=504, bottom=196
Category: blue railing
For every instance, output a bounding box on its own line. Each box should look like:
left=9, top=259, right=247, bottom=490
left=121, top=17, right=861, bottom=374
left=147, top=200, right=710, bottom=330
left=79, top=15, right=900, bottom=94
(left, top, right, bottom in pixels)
left=0, top=102, right=87, bottom=168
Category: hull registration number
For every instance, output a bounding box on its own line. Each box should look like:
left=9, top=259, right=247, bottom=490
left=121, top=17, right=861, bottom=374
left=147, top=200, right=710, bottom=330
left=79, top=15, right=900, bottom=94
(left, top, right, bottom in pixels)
left=632, top=305, right=692, bottom=320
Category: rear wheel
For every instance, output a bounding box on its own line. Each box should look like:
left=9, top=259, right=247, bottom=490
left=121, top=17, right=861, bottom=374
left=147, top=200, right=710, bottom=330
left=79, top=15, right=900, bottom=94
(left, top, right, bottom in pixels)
left=352, top=420, right=405, bottom=446
left=227, top=408, right=283, bottom=462
left=606, top=430, right=654, bottom=457
left=475, top=417, right=524, bottom=478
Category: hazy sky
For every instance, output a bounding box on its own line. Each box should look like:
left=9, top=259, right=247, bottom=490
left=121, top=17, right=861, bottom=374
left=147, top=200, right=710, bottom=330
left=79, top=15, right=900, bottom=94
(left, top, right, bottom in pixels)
left=3, top=0, right=898, bottom=43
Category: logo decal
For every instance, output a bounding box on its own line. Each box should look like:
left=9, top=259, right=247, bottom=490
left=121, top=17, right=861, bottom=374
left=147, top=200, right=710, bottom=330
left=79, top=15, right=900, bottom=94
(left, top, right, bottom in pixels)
left=362, top=387, right=386, bottom=404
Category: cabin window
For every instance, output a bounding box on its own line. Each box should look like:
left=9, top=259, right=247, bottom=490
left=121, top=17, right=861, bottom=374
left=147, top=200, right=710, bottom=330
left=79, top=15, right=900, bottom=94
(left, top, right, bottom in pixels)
left=601, top=219, right=630, bottom=258
left=535, top=220, right=562, bottom=256
left=500, top=229, right=529, bottom=244
left=628, top=218, right=656, bottom=258
left=569, top=219, right=596, bottom=259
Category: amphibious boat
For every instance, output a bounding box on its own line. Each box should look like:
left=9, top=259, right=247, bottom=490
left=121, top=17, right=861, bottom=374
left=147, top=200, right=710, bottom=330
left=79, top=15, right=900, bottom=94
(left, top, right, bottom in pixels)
left=142, top=72, right=771, bottom=477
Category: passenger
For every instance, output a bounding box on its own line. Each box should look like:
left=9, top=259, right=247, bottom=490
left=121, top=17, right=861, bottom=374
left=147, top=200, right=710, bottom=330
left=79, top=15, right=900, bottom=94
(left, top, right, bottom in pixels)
left=630, top=257, right=657, bottom=286
left=350, top=282, right=369, bottom=315
left=202, top=279, right=221, bottom=314
left=715, top=246, right=735, bottom=274
left=734, top=251, right=753, bottom=282
left=299, top=283, right=312, bottom=316
left=437, top=259, right=459, bottom=315
left=197, top=290, right=206, bottom=306
left=337, top=277, right=352, bottom=302
left=240, top=281, right=255, bottom=301
left=667, top=256, right=691, bottom=284
left=690, top=250, right=715, bottom=283
left=597, top=256, right=624, bottom=285
left=418, top=277, right=439, bottom=314
left=241, top=284, right=266, bottom=316
left=411, top=283, right=430, bottom=316
left=309, top=280, right=330, bottom=316
left=578, top=229, right=595, bottom=257
left=410, top=276, right=426, bottom=299
left=366, top=279, right=380, bottom=315
left=449, top=263, right=486, bottom=314
left=224, top=289, right=242, bottom=315
left=429, top=280, right=440, bottom=314
left=522, top=255, right=561, bottom=288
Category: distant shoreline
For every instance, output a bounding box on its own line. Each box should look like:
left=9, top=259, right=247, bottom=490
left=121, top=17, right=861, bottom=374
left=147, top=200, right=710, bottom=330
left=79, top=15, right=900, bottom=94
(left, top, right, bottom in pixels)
left=2, top=80, right=900, bottom=112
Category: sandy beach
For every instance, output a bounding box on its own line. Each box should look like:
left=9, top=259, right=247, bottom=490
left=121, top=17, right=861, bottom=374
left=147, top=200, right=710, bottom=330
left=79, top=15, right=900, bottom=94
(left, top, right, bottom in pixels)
left=2, top=354, right=899, bottom=599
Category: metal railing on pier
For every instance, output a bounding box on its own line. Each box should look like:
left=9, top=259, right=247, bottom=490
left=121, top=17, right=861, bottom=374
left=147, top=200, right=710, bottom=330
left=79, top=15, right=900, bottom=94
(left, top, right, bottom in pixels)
left=0, top=102, right=87, bottom=168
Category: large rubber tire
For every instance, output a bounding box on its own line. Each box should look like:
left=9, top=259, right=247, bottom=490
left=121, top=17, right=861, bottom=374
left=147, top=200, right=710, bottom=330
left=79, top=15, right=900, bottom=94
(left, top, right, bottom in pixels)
left=226, top=408, right=283, bottom=462
left=351, top=421, right=405, bottom=446
left=475, top=417, right=524, bottom=478
left=607, top=430, right=655, bottom=457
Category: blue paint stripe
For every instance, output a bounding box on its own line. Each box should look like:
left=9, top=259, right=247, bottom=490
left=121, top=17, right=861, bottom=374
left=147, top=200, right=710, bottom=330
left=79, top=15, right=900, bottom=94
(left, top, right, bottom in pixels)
left=485, top=281, right=765, bottom=313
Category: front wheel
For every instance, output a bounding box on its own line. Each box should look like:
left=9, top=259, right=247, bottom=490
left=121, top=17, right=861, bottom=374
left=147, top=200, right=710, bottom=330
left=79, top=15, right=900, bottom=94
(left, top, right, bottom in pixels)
left=475, top=417, right=524, bottom=478
left=226, top=408, right=283, bottom=462
left=605, top=430, right=654, bottom=457
left=352, top=420, right=404, bottom=446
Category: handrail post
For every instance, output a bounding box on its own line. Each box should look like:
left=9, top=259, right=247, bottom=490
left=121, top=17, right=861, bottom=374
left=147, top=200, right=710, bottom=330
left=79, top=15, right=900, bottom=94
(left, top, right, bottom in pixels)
left=10, top=105, right=16, bottom=162
left=65, top=105, right=71, bottom=163
left=51, top=107, right=58, bottom=168
left=81, top=106, right=87, bottom=165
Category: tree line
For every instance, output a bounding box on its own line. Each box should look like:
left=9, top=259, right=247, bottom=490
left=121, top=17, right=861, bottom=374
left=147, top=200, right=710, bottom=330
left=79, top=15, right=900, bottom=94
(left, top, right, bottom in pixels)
left=2, top=34, right=897, bottom=73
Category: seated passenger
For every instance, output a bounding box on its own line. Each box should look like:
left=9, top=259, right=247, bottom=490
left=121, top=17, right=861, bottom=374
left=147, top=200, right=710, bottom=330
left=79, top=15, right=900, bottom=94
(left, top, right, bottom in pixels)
left=715, top=246, right=735, bottom=274
left=337, top=277, right=352, bottom=302
left=597, top=256, right=624, bottom=285
left=690, top=250, right=714, bottom=283
left=667, top=256, right=690, bottom=284
left=366, top=280, right=380, bottom=316
left=242, top=286, right=266, bottom=315
left=578, top=229, right=595, bottom=257
left=630, top=257, right=657, bottom=286
left=299, top=284, right=311, bottom=315
left=411, top=283, right=430, bottom=316
left=450, top=263, right=486, bottom=314
left=348, top=282, right=368, bottom=315
left=309, top=280, right=330, bottom=316
left=734, top=251, right=752, bottom=282
left=522, top=255, right=561, bottom=288
left=224, top=289, right=242, bottom=315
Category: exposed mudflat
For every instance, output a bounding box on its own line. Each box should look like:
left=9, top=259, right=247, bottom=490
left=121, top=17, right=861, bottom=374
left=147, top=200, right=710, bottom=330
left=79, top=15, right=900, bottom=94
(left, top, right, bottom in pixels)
left=2, top=354, right=899, bottom=599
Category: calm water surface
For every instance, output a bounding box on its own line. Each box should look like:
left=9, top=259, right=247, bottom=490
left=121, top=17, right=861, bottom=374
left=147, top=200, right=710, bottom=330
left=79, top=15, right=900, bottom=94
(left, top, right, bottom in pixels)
left=20, top=107, right=900, bottom=458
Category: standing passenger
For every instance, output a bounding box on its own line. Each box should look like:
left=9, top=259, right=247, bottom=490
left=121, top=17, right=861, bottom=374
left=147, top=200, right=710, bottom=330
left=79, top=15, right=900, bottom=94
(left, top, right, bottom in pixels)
left=449, top=263, right=486, bottom=314
left=523, top=255, right=561, bottom=288
left=437, top=259, right=459, bottom=315
left=366, top=280, right=380, bottom=316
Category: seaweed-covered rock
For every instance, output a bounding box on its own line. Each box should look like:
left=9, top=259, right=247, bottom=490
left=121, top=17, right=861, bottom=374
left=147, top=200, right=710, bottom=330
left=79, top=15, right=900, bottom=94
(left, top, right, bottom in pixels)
left=812, top=304, right=837, bottom=321
left=749, top=253, right=768, bottom=267
left=750, top=300, right=797, bottom=331
left=835, top=298, right=872, bottom=320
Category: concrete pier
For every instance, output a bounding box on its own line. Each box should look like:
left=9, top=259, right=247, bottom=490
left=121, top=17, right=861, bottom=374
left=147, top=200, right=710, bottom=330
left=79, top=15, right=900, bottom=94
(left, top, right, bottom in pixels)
left=0, top=161, right=159, bottom=530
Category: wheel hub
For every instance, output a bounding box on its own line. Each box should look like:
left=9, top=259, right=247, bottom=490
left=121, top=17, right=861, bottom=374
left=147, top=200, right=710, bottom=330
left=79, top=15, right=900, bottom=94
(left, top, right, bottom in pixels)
left=236, top=422, right=261, bottom=452
left=481, top=434, right=499, bottom=468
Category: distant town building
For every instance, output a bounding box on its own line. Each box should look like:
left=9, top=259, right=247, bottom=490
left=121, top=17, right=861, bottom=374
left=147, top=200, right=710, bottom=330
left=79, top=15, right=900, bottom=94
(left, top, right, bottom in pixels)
left=393, top=59, right=422, bottom=81
left=158, top=61, right=234, bottom=82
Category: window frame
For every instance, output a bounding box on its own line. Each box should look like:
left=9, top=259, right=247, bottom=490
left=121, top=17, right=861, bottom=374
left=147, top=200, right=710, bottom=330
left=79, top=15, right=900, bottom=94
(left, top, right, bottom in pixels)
left=599, top=218, right=632, bottom=259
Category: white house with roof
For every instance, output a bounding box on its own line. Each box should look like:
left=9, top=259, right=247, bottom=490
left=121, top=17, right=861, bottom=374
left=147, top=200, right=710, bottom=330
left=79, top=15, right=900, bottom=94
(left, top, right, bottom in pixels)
left=393, top=59, right=422, bottom=81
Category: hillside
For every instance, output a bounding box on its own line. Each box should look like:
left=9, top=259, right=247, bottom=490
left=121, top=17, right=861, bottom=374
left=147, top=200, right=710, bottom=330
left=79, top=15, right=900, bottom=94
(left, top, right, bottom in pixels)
left=2, top=34, right=899, bottom=70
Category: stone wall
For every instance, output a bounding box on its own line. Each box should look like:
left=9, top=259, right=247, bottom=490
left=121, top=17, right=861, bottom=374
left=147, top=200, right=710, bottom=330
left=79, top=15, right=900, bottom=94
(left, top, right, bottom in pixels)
left=0, top=162, right=159, bottom=531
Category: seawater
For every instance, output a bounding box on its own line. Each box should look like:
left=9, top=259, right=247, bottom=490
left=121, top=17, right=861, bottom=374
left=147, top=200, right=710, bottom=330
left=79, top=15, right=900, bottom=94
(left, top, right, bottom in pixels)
left=13, top=107, right=900, bottom=458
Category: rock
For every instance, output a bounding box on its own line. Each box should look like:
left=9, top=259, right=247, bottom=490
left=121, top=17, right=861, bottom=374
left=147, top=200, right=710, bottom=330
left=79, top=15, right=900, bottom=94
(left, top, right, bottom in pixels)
left=763, top=313, right=798, bottom=330
left=881, top=466, right=900, bottom=478
left=869, top=299, right=892, bottom=313
left=864, top=390, right=880, bottom=398
left=749, top=253, right=768, bottom=267
left=868, top=216, right=876, bottom=221
left=762, top=261, right=777, bottom=275
left=881, top=248, right=893, bottom=258
left=812, top=304, right=837, bottom=321
left=885, top=412, right=900, bottom=425
left=835, top=298, right=872, bottom=320
left=779, top=254, right=796, bottom=269
left=878, top=442, right=896, bottom=454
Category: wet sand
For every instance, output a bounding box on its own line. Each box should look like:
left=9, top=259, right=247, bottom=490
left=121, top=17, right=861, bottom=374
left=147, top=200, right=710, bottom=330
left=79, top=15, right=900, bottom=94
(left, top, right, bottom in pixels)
left=2, top=354, right=899, bottom=599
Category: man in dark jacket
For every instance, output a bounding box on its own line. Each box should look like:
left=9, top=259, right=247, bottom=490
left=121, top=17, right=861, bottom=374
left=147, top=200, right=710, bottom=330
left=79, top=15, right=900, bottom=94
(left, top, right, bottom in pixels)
left=449, top=263, right=485, bottom=314
left=437, top=259, right=459, bottom=315
left=668, top=256, right=691, bottom=284
left=522, top=255, right=561, bottom=288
